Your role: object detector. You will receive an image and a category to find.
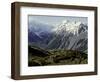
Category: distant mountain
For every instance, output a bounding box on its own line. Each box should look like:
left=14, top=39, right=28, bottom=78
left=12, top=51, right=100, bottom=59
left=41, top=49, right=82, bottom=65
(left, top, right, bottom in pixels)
left=28, top=21, right=55, bottom=48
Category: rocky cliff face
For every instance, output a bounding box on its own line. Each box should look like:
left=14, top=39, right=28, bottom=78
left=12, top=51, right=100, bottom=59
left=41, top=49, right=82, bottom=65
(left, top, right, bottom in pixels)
left=46, top=20, right=88, bottom=53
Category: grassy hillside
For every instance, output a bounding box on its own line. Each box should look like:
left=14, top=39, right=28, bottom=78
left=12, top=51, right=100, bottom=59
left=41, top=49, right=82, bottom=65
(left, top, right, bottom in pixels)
left=28, top=46, right=88, bottom=66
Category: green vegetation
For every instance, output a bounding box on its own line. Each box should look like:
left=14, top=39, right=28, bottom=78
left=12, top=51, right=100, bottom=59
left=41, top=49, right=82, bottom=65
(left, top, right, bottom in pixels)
left=28, top=46, right=88, bottom=66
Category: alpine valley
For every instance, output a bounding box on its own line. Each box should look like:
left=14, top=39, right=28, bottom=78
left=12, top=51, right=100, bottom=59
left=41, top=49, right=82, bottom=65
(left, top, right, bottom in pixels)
left=28, top=19, right=88, bottom=66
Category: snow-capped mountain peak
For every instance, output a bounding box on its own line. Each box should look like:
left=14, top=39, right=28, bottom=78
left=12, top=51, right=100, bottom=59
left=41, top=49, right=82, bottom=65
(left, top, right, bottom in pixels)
left=53, top=20, right=84, bottom=35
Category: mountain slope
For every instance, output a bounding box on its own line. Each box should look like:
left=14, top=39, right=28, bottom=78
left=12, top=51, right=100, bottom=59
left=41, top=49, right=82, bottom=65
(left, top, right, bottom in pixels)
left=46, top=20, right=88, bottom=53
left=28, top=46, right=88, bottom=66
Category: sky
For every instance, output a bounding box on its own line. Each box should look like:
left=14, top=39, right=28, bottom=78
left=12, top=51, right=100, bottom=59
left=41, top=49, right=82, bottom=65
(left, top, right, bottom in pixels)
left=28, top=15, right=88, bottom=26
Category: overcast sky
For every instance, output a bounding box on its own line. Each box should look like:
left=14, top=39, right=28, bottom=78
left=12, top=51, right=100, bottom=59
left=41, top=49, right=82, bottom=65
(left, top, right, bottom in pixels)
left=28, top=15, right=88, bottom=26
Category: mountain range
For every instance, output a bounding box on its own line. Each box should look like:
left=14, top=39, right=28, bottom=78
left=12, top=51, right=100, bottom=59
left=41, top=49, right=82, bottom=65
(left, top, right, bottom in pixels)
left=28, top=20, right=88, bottom=53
